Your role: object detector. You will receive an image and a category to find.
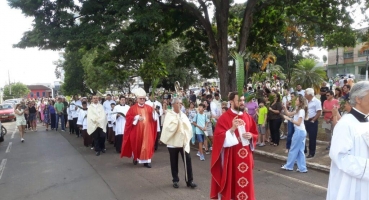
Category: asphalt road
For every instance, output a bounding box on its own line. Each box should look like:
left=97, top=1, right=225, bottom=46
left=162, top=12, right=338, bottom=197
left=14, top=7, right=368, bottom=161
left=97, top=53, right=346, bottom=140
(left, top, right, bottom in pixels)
left=0, top=121, right=329, bottom=200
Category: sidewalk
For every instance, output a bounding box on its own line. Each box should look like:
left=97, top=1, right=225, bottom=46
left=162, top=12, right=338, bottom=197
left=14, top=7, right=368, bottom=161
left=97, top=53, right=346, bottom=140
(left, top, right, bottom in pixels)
left=254, top=139, right=331, bottom=172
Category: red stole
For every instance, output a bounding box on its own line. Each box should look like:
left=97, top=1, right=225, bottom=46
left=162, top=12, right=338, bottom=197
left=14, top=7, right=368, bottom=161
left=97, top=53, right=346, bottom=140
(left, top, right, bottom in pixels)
left=120, top=104, right=157, bottom=160
left=210, top=109, right=258, bottom=200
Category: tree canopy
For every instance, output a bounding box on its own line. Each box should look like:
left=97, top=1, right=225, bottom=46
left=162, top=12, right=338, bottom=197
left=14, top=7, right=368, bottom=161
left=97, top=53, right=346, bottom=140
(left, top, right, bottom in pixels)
left=8, top=0, right=368, bottom=96
left=3, top=82, right=30, bottom=99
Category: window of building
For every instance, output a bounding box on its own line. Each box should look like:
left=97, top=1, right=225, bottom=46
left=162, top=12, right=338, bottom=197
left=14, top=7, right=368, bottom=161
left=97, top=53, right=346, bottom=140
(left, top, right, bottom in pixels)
left=42, top=92, right=45, bottom=97
left=30, top=92, right=34, bottom=97
left=36, top=92, right=40, bottom=97
left=359, top=50, right=369, bottom=57
left=343, top=52, right=353, bottom=59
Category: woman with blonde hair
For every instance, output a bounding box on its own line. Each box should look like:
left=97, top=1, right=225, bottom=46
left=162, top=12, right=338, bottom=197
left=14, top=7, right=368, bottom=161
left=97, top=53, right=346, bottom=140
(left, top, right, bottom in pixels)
left=281, top=94, right=309, bottom=173
left=14, top=104, right=27, bottom=142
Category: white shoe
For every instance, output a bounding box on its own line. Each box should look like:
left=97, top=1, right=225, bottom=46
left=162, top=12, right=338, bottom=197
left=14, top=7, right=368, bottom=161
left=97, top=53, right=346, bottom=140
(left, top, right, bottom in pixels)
left=281, top=165, right=293, bottom=171
left=296, top=168, right=308, bottom=173
left=21, top=138, right=24, bottom=143
left=196, top=151, right=200, bottom=157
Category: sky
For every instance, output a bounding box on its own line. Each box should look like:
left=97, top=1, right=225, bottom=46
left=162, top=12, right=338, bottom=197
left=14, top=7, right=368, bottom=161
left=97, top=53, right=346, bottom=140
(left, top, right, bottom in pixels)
left=0, top=1, right=366, bottom=89
left=0, top=1, right=61, bottom=88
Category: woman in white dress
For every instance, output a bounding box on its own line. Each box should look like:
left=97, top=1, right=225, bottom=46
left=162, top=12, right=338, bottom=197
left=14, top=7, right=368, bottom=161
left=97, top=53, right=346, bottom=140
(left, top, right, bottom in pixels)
left=14, top=104, right=27, bottom=142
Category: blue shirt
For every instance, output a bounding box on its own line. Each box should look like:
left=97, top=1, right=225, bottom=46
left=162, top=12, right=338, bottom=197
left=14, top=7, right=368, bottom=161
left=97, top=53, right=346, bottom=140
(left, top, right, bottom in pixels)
left=193, top=113, right=209, bottom=135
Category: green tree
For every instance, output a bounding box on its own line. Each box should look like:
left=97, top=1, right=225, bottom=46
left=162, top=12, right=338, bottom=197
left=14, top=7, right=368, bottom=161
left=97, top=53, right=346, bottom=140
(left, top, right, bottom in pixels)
left=138, top=56, right=168, bottom=92
left=57, top=47, right=89, bottom=96
left=3, top=82, right=30, bottom=99
left=9, top=0, right=366, bottom=97
left=291, top=59, right=326, bottom=90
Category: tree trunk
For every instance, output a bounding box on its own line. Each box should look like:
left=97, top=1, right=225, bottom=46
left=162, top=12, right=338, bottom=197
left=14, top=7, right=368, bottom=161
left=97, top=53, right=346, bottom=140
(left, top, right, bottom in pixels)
left=143, top=81, right=150, bottom=93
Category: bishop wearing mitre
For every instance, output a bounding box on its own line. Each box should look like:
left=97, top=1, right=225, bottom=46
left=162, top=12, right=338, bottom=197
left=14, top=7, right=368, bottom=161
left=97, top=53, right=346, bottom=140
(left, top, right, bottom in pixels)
left=87, top=95, right=108, bottom=156
left=121, top=88, right=158, bottom=168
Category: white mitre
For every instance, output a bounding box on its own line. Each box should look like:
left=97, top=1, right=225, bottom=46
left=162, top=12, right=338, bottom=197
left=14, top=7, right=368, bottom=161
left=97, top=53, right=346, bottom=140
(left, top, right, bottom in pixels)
left=135, top=88, right=146, bottom=97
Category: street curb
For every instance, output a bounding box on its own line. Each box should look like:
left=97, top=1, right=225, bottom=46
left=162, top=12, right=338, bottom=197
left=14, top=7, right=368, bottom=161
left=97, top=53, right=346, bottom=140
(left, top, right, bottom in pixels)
left=254, top=150, right=330, bottom=173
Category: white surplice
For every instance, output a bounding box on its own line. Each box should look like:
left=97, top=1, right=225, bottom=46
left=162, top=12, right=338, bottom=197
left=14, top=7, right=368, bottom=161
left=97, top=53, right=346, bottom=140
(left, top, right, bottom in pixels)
left=77, top=109, right=88, bottom=130
left=111, top=104, right=130, bottom=136
left=327, top=114, right=369, bottom=200
left=145, top=100, right=162, bottom=132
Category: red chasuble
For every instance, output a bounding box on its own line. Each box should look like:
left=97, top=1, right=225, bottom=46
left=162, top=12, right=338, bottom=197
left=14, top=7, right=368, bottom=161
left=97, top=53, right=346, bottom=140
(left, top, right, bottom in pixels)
left=210, top=109, right=258, bottom=200
left=120, top=104, right=157, bottom=161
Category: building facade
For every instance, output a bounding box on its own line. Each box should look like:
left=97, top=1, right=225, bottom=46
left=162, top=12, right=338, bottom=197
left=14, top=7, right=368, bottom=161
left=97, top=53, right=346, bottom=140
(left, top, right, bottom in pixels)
left=327, top=42, right=368, bottom=80
left=27, top=85, right=52, bottom=99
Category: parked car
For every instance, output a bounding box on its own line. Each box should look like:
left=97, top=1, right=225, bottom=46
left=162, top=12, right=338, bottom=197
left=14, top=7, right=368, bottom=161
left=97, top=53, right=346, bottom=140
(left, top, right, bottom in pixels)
left=0, top=104, right=16, bottom=122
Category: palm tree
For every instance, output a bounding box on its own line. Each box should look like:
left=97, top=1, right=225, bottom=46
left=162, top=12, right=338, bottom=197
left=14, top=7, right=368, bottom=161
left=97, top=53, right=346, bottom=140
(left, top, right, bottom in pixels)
left=291, top=58, right=326, bottom=91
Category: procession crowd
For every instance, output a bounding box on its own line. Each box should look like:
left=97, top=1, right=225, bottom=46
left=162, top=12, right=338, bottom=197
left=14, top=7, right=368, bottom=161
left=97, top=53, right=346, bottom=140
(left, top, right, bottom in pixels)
left=9, top=77, right=369, bottom=200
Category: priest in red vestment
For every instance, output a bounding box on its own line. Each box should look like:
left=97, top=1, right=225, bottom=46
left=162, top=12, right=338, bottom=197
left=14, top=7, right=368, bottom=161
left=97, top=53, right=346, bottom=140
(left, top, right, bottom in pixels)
left=121, top=88, right=158, bottom=168
left=210, top=91, right=258, bottom=200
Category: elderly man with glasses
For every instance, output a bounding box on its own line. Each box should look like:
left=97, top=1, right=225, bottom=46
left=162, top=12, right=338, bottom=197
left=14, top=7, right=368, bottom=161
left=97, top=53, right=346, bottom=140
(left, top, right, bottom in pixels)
left=304, top=88, right=322, bottom=158
left=121, top=88, right=158, bottom=168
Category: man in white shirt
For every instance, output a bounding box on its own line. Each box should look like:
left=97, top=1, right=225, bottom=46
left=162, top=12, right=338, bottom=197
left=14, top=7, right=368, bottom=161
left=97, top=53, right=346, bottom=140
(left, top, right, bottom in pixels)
left=210, top=93, right=222, bottom=122
left=296, top=84, right=305, bottom=96
left=72, top=95, right=82, bottom=137
left=304, top=88, right=322, bottom=158
left=339, top=76, right=345, bottom=88
left=281, top=88, right=291, bottom=139
left=103, top=94, right=116, bottom=114
left=327, top=81, right=369, bottom=200
left=145, top=93, right=163, bottom=151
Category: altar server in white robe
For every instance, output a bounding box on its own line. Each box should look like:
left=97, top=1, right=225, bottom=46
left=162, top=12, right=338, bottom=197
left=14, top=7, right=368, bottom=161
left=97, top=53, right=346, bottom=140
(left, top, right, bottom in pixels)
left=145, top=93, right=163, bottom=151
left=72, top=96, right=82, bottom=137
left=327, top=81, right=369, bottom=200
left=77, top=101, right=91, bottom=147
left=111, top=96, right=130, bottom=153
left=107, top=103, right=116, bottom=144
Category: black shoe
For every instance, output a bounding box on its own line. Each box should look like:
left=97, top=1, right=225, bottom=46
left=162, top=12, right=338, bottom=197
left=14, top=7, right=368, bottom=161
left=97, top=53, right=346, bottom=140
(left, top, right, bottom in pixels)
left=173, top=182, right=179, bottom=188
left=186, top=182, right=197, bottom=189
left=133, top=160, right=138, bottom=165
left=96, top=152, right=100, bottom=156
left=116, top=150, right=121, bottom=154
left=144, top=163, right=152, bottom=168
left=101, top=149, right=106, bottom=153
left=306, top=154, right=314, bottom=158
left=56, top=129, right=58, bottom=131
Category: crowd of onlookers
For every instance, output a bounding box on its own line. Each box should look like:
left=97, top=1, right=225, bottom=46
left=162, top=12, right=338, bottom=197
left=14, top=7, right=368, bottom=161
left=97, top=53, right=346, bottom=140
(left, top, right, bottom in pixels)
left=11, top=76, right=355, bottom=157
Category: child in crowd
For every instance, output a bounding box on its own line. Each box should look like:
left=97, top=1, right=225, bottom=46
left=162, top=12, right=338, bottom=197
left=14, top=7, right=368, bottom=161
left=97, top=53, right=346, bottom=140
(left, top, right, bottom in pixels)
left=256, top=99, right=268, bottom=147
left=192, top=103, right=209, bottom=161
